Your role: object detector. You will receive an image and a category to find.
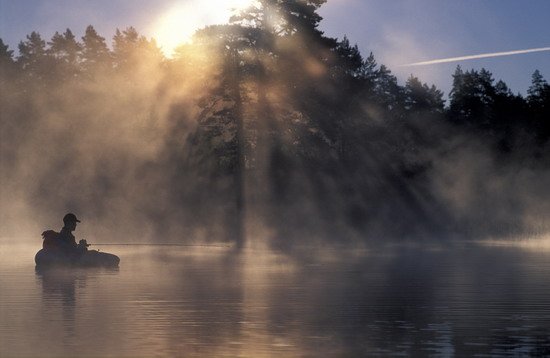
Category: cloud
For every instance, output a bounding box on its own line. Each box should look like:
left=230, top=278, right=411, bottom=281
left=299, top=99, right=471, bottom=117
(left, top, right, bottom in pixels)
left=401, top=47, right=550, bottom=67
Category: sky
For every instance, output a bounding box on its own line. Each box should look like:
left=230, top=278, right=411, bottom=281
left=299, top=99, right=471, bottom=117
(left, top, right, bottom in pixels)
left=1, top=0, right=549, bottom=97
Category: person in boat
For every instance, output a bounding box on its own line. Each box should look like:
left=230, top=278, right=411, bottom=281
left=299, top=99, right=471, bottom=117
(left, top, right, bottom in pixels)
left=58, top=213, right=88, bottom=255
left=37, top=213, right=119, bottom=267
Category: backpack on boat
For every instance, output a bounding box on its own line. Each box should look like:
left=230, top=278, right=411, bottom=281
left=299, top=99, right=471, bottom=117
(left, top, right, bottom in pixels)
left=41, top=230, right=61, bottom=249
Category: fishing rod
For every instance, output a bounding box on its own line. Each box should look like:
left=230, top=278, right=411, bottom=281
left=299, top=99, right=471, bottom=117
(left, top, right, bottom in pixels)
left=90, top=243, right=233, bottom=248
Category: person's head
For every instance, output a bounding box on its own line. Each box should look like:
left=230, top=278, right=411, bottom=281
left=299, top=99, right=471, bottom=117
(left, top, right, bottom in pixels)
left=63, top=213, right=81, bottom=231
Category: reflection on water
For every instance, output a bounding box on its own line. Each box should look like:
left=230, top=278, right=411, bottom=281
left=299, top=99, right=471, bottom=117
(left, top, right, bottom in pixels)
left=1, top=242, right=550, bottom=357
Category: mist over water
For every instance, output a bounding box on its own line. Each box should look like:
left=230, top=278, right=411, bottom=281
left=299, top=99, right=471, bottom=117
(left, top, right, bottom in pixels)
left=0, top=2, right=549, bottom=249
left=1, top=63, right=547, bottom=248
left=1, top=3, right=550, bottom=357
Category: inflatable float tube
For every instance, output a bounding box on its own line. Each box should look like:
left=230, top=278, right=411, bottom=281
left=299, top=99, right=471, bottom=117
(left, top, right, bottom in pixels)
left=35, top=248, right=120, bottom=268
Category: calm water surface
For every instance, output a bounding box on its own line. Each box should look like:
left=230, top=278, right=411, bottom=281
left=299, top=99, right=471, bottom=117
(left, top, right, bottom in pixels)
left=1, top=241, right=550, bottom=357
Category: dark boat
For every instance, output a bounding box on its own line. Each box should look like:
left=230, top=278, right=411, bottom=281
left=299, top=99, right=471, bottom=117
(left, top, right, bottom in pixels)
left=35, top=248, right=120, bottom=268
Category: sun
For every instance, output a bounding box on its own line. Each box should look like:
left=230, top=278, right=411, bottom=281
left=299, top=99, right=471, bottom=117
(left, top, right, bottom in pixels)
left=151, top=0, right=256, bottom=57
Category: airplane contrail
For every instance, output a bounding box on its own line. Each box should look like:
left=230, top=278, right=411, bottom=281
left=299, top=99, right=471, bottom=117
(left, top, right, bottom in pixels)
left=401, top=47, right=550, bottom=67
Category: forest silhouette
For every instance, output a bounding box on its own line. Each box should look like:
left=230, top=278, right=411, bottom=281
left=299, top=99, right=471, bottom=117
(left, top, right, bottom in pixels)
left=1, top=1, right=549, bottom=248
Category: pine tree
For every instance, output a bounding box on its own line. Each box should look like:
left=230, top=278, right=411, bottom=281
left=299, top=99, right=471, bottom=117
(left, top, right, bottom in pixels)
left=112, top=27, right=164, bottom=73
left=0, top=38, right=16, bottom=80
left=448, top=65, right=464, bottom=115
left=230, top=0, right=326, bottom=36
left=0, top=39, right=14, bottom=66
left=527, top=70, right=548, bottom=105
left=372, top=64, right=403, bottom=113
left=332, top=36, right=363, bottom=80
left=478, top=68, right=496, bottom=106
left=360, top=52, right=378, bottom=82
left=81, top=25, right=112, bottom=75
left=494, top=80, right=511, bottom=97
left=449, top=67, right=496, bottom=126
left=404, top=75, right=444, bottom=113
left=48, top=29, right=83, bottom=80
left=527, top=70, right=550, bottom=142
left=17, top=31, right=50, bottom=81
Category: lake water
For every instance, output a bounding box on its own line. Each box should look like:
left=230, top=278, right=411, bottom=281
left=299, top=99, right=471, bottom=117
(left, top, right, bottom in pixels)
left=1, top=240, right=550, bottom=357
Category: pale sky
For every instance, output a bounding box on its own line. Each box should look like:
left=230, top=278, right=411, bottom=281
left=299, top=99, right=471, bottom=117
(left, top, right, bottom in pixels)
left=1, top=0, right=549, bottom=97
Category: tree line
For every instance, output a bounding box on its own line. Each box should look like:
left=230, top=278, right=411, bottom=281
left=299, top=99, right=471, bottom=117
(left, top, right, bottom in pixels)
left=1, top=0, right=549, bottom=245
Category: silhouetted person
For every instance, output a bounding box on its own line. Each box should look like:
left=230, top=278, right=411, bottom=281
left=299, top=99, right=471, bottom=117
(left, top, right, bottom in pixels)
left=37, top=213, right=119, bottom=267
left=59, top=213, right=88, bottom=255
